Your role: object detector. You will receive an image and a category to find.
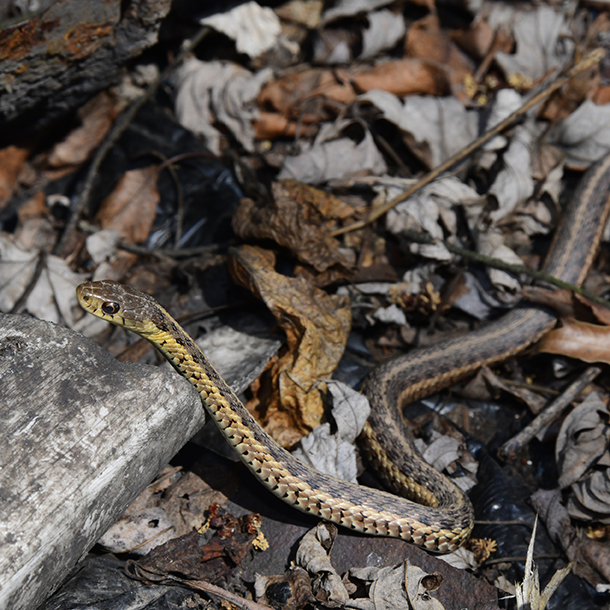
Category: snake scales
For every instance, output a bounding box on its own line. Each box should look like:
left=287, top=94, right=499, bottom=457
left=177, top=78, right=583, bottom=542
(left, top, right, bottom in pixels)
left=77, top=154, right=610, bottom=553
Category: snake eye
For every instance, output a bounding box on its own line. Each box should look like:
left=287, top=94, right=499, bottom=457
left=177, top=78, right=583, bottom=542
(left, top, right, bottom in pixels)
left=101, top=301, right=120, bottom=315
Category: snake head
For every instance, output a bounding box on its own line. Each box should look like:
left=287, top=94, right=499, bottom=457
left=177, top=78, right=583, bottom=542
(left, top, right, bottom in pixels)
left=76, top=280, right=162, bottom=333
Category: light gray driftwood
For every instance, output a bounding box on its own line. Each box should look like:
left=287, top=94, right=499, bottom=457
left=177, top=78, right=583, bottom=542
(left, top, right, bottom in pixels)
left=0, top=313, right=204, bottom=610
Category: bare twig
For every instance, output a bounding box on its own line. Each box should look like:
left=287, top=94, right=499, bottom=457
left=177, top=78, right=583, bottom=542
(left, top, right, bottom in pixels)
left=481, top=553, right=561, bottom=567
left=332, top=48, right=605, bottom=237
left=499, top=365, right=602, bottom=461
left=166, top=575, right=274, bottom=610
left=396, top=227, right=610, bottom=309
left=116, top=241, right=223, bottom=259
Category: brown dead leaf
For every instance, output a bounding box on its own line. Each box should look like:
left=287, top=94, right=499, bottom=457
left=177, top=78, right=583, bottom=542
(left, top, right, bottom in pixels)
left=576, top=294, right=610, bottom=327
left=287, top=180, right=354, bottom=221
left=459, top=366, right=547, bottom=415
left=127, top=507, right=262, bottom=584
left=537, top=318, right=610, bottom=365
left=0, top=144, right=31, bottom=210
left=593, top=86, right=610, bottom=105
left=96, top=166, right=160, bottom=242
left=45, top=92, right=117, bottom=177
left=405, top=14, right=474, bottom=78
left=232, top=181, right=355, bottom=278
left=524, top=286, right=610, bottom=326
left=17, top=190, right=47, bottom=224
left=538, top=61, right=601, bottom=123
left=523, top=286, right=582, bottom=319
left=253, top=111, right=319, bottom=140
left=94, top=165, right=159, bottom=278
left=353, top=58, right=452, bottom=97
left=258, top=69, right=355, bottom=124
left=228, top=245, right=351, bottom=447
left=450, top=19, right=503, bottom=61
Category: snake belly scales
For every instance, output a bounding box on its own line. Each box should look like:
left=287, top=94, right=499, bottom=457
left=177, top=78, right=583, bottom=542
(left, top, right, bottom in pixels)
left=76, top=154, right=610, bottom=553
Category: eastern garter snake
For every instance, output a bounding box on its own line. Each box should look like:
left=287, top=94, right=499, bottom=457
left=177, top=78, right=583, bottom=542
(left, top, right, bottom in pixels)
left=77, top=154, right=610, bottom=553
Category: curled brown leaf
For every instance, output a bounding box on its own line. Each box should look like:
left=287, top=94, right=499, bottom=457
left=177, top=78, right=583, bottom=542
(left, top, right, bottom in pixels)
left=229, top=245, right=351, bottom=446
left=232, top=180, right=355, bottom=279
left=537, top=318, right=610, bottom=365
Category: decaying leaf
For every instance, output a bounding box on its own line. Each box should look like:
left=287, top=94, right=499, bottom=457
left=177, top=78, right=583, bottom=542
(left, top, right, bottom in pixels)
left=254, top=566, right=315, bottom=610
left=97, top=507, right=175, bottom=556
left=548, top=99, right=610, bottom=168
left=85, top=230, right=122, bottom=265
left=232, top=180, right=355, bottom=279
left=200, top=1, right=281, bottom=59
left=278, top=129, right=387, bottom=184
left=384, top=176, right=481, bottom=258
left=257, top=68, right=356, bottom=125
left=23, top=255, right=86, bottom=327
left=350, top=562, right=445, bottom=610
left=353, top=58, right=455, bottom=99
left=98, top=470, right=228, bottom=555
left=296, top=523, right=348, bottom=607
left=0, top=144, right=31, bottom=210
left=292, top=380, right=370, bottom=483
left=552, top=391, right=610, bottom=525
left=173, top=58, right=272, bottom=154
left=359, top=91, right=478, bottom=169
left=229, top=245, right=351, bottom=446
left=494, top=6, right=572, bottom=82
left=0, top=231, right=86, bottom=326
left=537, top=318, right=610, bottom=365
left=405, top=13, right=474, bottom=79
left=532, top=488, right=610, bottom=586
left=476, top=229, right=524, bottom=292
left=45, top=92, right=117, bottom=175
left=459, top=366, right=547, bottom=415
left=95, top=166, right=160, bottom=278
left=97, top=166, right=160, bottom=242
left=126, top=505, right=264, bottom=584
left=410, top=420, right=478, bottom=493
left=569, top=469, right=610, bottom=524
left=487, top=123, right=535, bottom=224
left=361, top=9, right=406, bottom=59
left=0, top=234, right=39, bottom=312
left=556, top=392, right=610, bottom=489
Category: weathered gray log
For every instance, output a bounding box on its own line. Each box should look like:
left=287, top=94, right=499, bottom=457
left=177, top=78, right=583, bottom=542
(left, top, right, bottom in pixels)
left=0, top=313, right=204, bottom=610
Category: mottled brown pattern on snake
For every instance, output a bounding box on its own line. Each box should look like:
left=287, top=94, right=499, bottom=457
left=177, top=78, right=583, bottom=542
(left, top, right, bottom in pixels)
left=76, top=154, right=610, bottom=553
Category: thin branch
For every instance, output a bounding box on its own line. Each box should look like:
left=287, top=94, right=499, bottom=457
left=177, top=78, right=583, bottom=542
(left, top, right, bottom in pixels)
left=499, top=365, right=602, bottom=461
left=117, top=241, right=223, bottom=259
left=397, top=227, right=610, bottom=309
left=332, top=48, right=606, bottom=237
left=481, top=553, right=561, bottom=567
left=166, top=575, right=274, bottom=610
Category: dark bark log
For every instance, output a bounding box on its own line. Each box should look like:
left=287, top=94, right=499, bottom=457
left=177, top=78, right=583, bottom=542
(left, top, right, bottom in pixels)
left=0, top=0, right=171, bottom=133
